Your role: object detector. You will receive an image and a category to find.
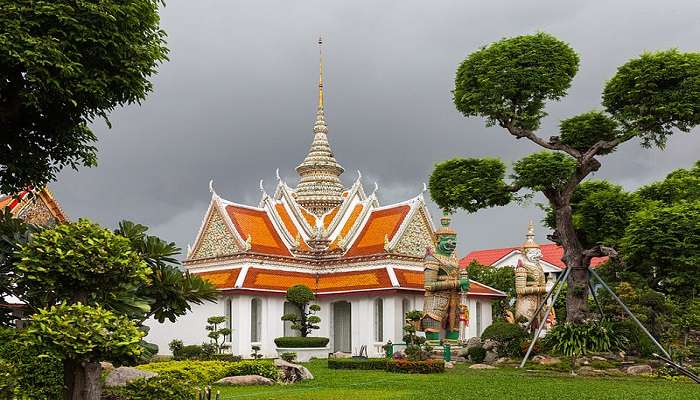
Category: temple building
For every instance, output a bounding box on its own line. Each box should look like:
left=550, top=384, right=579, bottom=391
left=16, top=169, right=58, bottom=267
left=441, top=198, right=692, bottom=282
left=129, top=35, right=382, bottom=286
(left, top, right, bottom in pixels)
left=146, top=41, right=505, bottom=358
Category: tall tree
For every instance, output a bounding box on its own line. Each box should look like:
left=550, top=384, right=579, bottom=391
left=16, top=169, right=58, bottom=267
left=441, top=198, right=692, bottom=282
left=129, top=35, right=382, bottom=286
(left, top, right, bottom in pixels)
left=430, top=33, right=700, bottom=323
left=0, top=0, right=168, bottom=194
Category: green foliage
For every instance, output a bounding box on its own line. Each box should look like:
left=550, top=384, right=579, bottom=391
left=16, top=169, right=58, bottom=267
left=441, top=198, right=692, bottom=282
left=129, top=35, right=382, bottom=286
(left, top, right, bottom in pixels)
left=116, top=221, right=217, bottom=324
left=15, top=219, right=149, bottom=310
left=385, top=359, right=445, bottom=374
left=23, top=303, right=144, bottom=364
left=465, top=261, right=515, bottom=319
left=611, top=319, right=657, bottom=357
left=280, top=352, right=297, bottom=363
left=281, top=285, right=321, bottom=337
left=285, top=285, right=315, bottom=304
left=429, top=158, right=513, bottom=213
left=273, top=336, right=329, bottom=348
left=137, top=360, right=280, bottom=386
left=544, top=180, right=640, bottom=249
left=512, top=151, right=576, bottom=193
left=559, top=111, right=620, bottom=154
left=0, top=327, right=62, bottom=400
left=546, top=321, right=626, bottom=360
left=0, top=0, right=169, bottom=194
left=169, top=339, right=184, bottom=356
left=0, top=358, right=16, bottom=400
left=636, top=161, right=700, bottom=204
left=206, top=315, right=231, bottom=354
left=102, top=375, right=196, bottom=400
left=481, top=321, right=527, bottom=357
left=620, top=201, right=700, bottom=299
left=454, top=32, right=579, bottom=131
left=603, top=50, right=700, bottom=148
left=251, top=345, right=263, bottom=360
left=467, top=346, right=486, bottom=363
left=328, top=358, right=444, bottom=374
left=328, top=358, right=388, bottom=370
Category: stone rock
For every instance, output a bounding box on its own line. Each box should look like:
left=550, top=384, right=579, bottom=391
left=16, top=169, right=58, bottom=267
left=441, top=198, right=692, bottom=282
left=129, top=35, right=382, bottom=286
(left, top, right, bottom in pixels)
left=482, top=339, right=498, bottom=351
left=532, top=355, right=561, bottom=366
left=494, top=357, right=511, bottom=365
left=215, top=375, right=274, bottom=386
left=444, top=361, right=455, bottom=369
left=104, top=367, right=157, bottom=387
left=591, top=356, right=607, bottom=362
left=274, top=358, right=313, bottom=382
left=577, top=366, right=605, bottom=377
left=626, top=364, right=653, bottom=375
left=331, top=351, right=352, bottom=358
left=100, top=362, right=115, bottom=373
left=483, top=351, right=498, bottom=364
left=465, top=337, right=482, bottom=350
left=469, top=364, right=496, bottom=369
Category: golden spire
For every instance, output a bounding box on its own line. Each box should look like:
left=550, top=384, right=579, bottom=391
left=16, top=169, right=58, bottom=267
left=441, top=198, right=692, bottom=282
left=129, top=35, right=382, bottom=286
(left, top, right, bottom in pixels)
left=318, top=36, right=324, bottom=110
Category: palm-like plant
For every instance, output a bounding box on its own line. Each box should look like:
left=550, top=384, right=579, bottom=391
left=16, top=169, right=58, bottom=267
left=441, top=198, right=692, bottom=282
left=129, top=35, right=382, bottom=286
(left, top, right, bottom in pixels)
left=115, top=221, right=217, bottom=323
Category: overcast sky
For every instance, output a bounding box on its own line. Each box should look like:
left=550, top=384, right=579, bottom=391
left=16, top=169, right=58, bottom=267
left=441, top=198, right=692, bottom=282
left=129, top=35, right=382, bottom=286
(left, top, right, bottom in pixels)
left=53, top=0, right=700, bottom=256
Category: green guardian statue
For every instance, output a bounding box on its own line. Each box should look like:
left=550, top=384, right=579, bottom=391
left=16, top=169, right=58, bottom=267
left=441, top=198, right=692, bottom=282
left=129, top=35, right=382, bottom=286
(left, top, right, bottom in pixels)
left=420, top=211, right=469, bottom=345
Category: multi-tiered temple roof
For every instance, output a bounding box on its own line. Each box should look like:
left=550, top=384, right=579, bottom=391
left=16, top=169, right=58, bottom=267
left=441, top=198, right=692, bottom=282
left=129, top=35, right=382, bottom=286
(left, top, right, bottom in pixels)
left=184, top=40, right=505, bottom=299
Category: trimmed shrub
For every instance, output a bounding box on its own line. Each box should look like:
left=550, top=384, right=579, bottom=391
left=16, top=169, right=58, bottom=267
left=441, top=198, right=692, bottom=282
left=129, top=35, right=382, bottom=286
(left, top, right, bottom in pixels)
left=0, top=328, right=63, bottom=399
left=467, top=346, right=486, bottom=363
left=481, top=321, right=527, bottom=357
left=137, top=360, right=279, bottom=386
left=280, top=352, right=297, bottom=363
left=101, top=376, right=196, bottom=400
left=328, top=358, right=388, bottom=370
left=385, top=359, right=445, bottom=374
left=174, top=344, right=202, bottom=360
left=274, top=336, right=329, bottom=348
left=328, top=358, right=444, bottom=373
left=209, top=354, right=242, bottom=362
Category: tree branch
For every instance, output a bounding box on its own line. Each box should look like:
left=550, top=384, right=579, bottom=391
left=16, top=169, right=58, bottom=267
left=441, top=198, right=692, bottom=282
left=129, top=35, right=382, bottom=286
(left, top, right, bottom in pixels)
left=582, top=245, right=618, bottom=267
left=500, top=121, right=581, bottom=158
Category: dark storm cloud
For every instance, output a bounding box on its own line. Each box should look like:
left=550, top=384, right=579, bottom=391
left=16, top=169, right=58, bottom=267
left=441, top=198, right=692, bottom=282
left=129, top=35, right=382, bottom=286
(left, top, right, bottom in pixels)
left=54, top=0, right=700, bottom=255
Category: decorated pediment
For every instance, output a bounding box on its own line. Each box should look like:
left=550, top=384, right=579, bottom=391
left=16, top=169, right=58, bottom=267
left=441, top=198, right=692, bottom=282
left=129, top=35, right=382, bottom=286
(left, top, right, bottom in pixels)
left=190, top=206, right=242, bottom=260
left=390, top=207, right=436, bottom=257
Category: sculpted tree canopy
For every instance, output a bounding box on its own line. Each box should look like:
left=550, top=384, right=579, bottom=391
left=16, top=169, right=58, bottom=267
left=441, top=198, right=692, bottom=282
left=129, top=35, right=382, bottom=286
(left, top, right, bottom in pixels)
left=432, top=32, right=700, bottom=323
left=0, top=0, right=168, bottom=194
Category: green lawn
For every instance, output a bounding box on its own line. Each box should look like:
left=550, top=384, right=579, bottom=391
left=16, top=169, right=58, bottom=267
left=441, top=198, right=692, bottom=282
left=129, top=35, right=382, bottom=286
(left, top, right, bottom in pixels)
left=213, top=360, right=700, bottom=400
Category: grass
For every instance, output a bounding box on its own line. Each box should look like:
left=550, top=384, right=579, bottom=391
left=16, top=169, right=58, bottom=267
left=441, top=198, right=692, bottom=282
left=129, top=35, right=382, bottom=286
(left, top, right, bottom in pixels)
left=213, top=359, right=700, bottom=400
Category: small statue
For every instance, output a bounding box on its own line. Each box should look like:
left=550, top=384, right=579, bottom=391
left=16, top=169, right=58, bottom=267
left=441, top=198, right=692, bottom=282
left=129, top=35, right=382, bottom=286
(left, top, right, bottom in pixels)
left=420, top=211, right=469, bottom=344
left=514, top=221, right=547, bottom=326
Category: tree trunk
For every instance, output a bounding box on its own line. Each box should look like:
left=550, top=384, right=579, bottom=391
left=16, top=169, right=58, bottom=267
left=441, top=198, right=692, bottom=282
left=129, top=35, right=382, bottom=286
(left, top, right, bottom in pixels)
left=555, top=203, right=589, bottom=323
left=64, top=359, right=102, bottom=400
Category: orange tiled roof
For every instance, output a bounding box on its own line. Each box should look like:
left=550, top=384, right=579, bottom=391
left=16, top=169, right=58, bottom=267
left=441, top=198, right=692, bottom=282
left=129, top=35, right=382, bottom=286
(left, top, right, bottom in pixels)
left=393, top=268, right=506, bottom=297
left=345, top=205, right=410, bottom=257
left=274, top=204, right=311, bottom=251
left=225, top=205, right=291, bottom=256
left=329, top=203, right=364, bottom=250
left=196, top=268, right=241, bottom=288
left=243, top=267, right=392, bottom=293
left=460, top=243, right=608, bottom=269
left=299, top=207, right=317, bottom=227
left=323, top=206, right=340, bottom=228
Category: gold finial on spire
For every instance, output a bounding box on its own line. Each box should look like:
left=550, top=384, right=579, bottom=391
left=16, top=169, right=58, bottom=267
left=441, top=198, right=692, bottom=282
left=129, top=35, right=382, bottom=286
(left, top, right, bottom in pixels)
left=522, top=220, right=539, bottom=249
left=318, top=36, right=324, bottom=110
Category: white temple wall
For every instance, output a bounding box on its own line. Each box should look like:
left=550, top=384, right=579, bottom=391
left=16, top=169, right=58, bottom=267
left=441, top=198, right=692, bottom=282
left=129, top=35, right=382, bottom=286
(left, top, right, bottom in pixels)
left=146, top=292, right=496, bottom=357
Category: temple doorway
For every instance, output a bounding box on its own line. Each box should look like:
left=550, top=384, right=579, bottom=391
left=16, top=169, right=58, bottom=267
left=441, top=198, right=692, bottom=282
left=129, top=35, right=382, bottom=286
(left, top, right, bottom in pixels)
left=332, top=301, right=351, bottom=353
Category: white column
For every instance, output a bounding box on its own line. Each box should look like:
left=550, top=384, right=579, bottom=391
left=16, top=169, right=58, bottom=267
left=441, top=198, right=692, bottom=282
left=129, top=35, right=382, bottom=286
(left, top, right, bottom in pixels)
left=265, top=296, right=285, bottom=357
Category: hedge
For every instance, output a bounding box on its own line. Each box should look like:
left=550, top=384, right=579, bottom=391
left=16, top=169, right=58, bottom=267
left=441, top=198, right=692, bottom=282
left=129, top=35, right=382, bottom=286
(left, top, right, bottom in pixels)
left=137, top=360, right=279, bottom=386
left=102, top=376, right=196, bottom=400
left=274, top=336, right=329, bottom=348
left=481, top=321, right=527, bottom=357
left=328, top=358, right=444, bottom=374
left=328, top=358, right=388, bottom=370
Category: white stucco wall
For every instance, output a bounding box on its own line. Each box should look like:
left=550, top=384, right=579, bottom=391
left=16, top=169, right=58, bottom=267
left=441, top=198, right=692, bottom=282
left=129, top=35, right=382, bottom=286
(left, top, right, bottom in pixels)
left=146, top=292, right=496, bottom=357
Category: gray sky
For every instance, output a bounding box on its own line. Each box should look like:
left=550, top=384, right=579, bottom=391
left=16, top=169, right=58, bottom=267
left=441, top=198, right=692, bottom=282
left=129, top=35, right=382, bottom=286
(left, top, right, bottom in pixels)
left=53, top=0, right=700, bottom=256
